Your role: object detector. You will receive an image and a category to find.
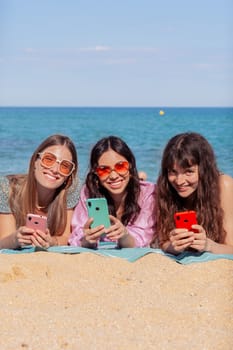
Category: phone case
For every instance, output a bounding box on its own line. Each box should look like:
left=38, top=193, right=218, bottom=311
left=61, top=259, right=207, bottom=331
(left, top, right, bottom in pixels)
left=86, top=198, right=111, bottom=229
left=26, top=213, right=47, bottom=232
left=174, top=211, right=197, bottom=231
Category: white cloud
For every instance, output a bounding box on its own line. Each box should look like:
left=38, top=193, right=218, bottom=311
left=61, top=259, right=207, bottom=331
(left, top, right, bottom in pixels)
left=78, top=46, right=111, bottom=52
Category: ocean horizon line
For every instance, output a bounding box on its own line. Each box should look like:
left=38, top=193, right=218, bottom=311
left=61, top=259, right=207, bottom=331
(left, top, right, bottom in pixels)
left=0, top=105, right=232, bottom=109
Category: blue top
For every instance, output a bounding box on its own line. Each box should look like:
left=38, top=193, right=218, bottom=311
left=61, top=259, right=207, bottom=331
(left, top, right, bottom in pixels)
left=0, top=175, right=81, bottom=213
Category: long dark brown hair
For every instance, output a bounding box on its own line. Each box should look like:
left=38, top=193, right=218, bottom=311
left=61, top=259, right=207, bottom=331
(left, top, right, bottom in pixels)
left=8, top=134, right=78, bottom=235
left=85, top=136, right=141, bottom=225
left=154, top=132, right=226, bottom=247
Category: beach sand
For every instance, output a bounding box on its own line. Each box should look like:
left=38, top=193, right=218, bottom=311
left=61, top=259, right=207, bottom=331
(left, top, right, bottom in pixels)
left=0, top=252, right=232, bottom=350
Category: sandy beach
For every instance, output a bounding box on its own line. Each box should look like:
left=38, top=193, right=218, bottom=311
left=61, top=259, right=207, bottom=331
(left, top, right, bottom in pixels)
left=0, top=251, right=232, bottom=350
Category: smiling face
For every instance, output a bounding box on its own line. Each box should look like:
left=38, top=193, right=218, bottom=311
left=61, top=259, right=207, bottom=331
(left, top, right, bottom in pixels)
left=34, top=145, right=73, bottom=190
left=96, top=149, right=130, bottom=200
left=168, top=163, right=199, bottom=198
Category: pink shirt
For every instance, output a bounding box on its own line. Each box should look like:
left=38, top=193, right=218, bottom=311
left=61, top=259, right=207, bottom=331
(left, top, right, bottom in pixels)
left=69, top=181, right=156, bottom=247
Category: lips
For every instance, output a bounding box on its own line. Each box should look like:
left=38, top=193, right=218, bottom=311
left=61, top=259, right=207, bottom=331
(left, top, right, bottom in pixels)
left=108, top=181, right=123, bottom=189
left=106, top=177, right=126, bottom=188
left=44, top=171, right=60, bottom=181
left=176, top=186, right=188, bottom=192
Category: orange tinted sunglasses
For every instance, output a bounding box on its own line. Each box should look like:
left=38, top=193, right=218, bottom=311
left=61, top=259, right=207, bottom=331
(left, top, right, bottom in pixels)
left=95, top=161, right=129, bottom=179
left=38, top=152, right=75, bottom=176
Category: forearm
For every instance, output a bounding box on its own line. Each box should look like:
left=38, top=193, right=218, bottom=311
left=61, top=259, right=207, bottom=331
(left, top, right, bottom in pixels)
left=162, top=237, right=233, bottom=255
left=118, top=230, right=135, bottom=248
left=161, top=240, right=181, bottom=255
left=80, top=236, right=97, bottom=249
left=206, top=238, right=233, bottom=254
left=0, top=232, right=19, bottom=250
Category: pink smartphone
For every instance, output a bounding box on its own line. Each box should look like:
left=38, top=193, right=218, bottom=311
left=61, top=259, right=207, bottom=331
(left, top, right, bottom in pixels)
left=26, top=213, right=47, bottom=232
left=174, top=211, right=197, bottom=231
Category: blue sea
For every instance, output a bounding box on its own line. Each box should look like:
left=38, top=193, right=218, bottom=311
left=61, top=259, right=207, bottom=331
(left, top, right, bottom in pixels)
left=0, top=107, right=232, bottom=182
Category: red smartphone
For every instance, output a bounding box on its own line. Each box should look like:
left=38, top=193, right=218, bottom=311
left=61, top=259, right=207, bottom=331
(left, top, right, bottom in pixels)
left=174, top=211, right=197, bottom=231
left=26, top=213, right=47, bottom=232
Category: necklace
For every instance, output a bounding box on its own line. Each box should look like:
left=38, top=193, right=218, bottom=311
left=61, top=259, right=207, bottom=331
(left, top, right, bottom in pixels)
left=36, top=205, right=47, bottom=210
left=35, top=203, right=49, bottom=212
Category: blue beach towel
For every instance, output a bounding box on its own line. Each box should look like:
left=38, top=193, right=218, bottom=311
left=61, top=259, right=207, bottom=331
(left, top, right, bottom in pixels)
left=1, top=242, right=233, bottom=265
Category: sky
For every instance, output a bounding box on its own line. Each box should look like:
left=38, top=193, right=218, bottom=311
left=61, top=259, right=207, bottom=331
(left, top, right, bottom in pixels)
left=0, top=0, right=232, bottom=107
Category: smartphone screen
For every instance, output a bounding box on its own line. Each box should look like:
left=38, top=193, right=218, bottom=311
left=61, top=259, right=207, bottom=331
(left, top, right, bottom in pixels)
left=86, top=198, right=111, bottom=229
left=174, top=211, right=197, bottom=231
left=26, top=213, right=47, bottom=232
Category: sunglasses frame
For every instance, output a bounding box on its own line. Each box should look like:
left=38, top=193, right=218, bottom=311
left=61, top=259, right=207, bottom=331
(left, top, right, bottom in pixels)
left=95, top=160, right=130, bottom=179
left=38, top=152, right=75, bottom=176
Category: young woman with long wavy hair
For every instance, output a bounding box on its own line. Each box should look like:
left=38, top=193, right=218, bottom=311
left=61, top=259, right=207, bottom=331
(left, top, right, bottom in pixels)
left=152, top=132, right=233, bottom=254
left=0, top=134, right=80, bottom=249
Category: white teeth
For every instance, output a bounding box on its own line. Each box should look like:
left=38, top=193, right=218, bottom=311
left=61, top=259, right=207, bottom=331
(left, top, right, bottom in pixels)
left=45, top=173, right=57, bottom=180
left=108, top=181, right=122, bottom=188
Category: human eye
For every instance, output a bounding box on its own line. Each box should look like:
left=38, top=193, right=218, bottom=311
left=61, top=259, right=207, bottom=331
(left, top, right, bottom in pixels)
left=168, top=169, right=176, bottom=175
left=115, top=161, right=129, bottom=171
left=95, top=165, right=111, bottom=178
left=43, top=153, right=56, bottom=164
left=61, top=160, right=72, bottom=170
left=185, top=168, right=195, bottom=175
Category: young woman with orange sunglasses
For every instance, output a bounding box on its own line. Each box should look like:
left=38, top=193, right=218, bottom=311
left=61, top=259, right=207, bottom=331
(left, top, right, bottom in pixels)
left=69, top=136, right=156, bottom=248
left=0, top=134, right=80, bottom=249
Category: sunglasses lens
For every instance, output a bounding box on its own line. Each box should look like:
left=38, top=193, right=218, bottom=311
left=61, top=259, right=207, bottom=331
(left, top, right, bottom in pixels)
left=40, top=152, right=74, bottom=176
left=60, top=160, right=74, bottom=175
left=41, top=153, right=56, bottom=167
left=95, top=161, right=129, bottom=178
left=95, top=166, right=111, bottom=178
left=114, top=161, right=129, bottom=174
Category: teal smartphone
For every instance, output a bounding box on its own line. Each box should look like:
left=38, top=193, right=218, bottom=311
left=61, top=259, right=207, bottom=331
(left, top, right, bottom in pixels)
left=86, top=198, right=111, bottom=229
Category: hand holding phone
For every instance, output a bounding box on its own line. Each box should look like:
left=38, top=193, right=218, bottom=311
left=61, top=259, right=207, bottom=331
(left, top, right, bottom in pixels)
left=174, top=211, right=197, bottom=231
left=86, top=198, right=111, bottom=229
left=26, top=213, right=47, bottom=232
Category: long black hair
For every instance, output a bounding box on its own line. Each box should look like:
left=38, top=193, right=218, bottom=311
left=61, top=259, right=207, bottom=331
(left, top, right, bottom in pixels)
left=85, top=136, right=141, bottom=225
left=154, top=132, right=225, bottom=247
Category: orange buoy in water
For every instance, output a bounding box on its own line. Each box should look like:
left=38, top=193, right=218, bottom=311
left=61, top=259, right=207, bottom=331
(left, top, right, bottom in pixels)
left=159, top=110, right=165, bottom=116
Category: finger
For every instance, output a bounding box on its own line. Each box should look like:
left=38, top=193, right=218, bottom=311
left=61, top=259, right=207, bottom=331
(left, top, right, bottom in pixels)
left=31, top=234, right=49, bottom=248
left=18, top=236, right=33, bottom=246
left=84, top=230, right=102, bottom=243
left=172, top=236, right=194, bottom=247
left=174, top=231, right=194, bottom=241
left=107, top=226, right=125, bottom=240
left=30, top=236, right=41, bottom=246
left=109, top=215, right=117, bottom=222
left=190, top=239, right=206, bottom=251
left=84, top=218, right=94, bottom=229
left=34, top=230, right=47, bottom=239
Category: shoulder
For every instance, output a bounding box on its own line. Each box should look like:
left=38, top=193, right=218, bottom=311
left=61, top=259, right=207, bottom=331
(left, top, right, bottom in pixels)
left=139, top=181, right=156, bottom=194
left=0, top=175, right=11, bottom=213
left=66, top=176, right=82, bottom=208
left=138, top=181, right=156, bottom=202
left=0, top=175, right=10, bottom=188
left=219, top=174, right=233, bottom=207
left=219, top=174, right=233, bottom=190
left=79, top=184, right=93, bottom=202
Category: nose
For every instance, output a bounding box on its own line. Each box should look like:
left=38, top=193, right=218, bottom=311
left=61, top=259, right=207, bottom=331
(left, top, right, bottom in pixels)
left=50, top=160, right=60, bottom=172
left=175, top=173, right=185, bottom=185
left=108, top=169, right=118, bottom=178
